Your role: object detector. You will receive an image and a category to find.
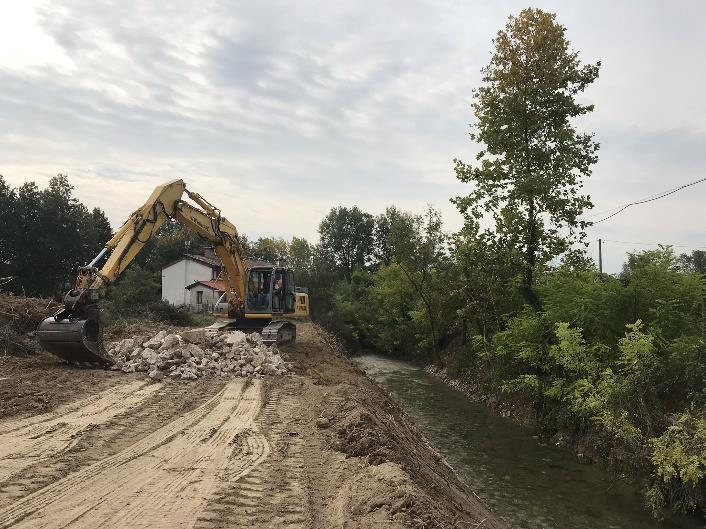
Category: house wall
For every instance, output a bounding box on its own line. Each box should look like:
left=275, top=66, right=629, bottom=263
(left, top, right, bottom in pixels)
left=161, top=259, right=214, bottom=306
left=188, top=287, right=222, bottom=312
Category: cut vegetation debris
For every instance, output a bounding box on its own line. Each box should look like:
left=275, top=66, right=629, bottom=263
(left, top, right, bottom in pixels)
left=106, top=329, right=289, bottom=380
left=0, top=294, right=60, bottom=356
left=0, top=294, right=60, bottom=335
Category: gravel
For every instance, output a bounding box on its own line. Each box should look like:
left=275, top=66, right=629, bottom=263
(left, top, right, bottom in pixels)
left=106, top=329, right=288, bottom=381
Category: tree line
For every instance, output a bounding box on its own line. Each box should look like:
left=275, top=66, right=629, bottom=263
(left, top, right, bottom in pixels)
left=0, top=174, right=112, bottom=297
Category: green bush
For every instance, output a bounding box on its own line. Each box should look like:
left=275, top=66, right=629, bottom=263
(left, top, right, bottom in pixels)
left=647, top=412, right=706, bottom=516
left=103, top=266, right=206, bottom=328
left=483, top=258, right=706, bottom=517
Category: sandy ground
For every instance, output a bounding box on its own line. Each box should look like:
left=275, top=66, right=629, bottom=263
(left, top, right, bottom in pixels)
left=0, top=323, right=507, bottom=529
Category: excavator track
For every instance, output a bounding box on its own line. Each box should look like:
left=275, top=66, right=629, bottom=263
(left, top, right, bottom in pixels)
left=261, top=321, right=297, bottom=346
left=205, top=319, right=297, bottom=347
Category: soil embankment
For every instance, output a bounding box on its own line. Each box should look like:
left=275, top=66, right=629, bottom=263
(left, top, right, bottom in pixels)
left=0, top=322, right=507, bottom=529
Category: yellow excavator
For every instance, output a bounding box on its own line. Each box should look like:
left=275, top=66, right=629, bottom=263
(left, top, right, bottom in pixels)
left=36, top=179, right=309, bottom=365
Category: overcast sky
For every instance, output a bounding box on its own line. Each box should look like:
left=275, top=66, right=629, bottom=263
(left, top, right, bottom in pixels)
left=1, top=0, right=704, bottom=273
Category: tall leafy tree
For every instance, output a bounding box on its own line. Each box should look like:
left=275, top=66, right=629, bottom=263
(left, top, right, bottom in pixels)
left=1, top=175, right=113, bottom=296
left=248, top=236, right=290, bottom=265
left=387, top=206, right=450, bottom=362
left=372, top=206, right=403, bottom=268
left=318, top=206, right=374, bottom=281
left=453, top=8, right=600, bottom=308
left=288, top=237, right=312, bottom=277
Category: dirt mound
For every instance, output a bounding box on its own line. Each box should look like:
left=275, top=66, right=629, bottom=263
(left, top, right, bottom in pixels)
left=106, top=329, right=289, bottom=380
left=336, top=409, right=395, bottom=465
left=326, top=462, right=446, bottom=528
left=273, top=323, right=509, bottom=529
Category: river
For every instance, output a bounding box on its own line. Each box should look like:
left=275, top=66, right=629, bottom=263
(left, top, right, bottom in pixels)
left=352, top=354, right=704, bottom=529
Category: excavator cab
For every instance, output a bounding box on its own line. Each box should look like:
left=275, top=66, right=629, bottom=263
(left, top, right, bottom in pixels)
left=244, top=266, right=297, bottom=316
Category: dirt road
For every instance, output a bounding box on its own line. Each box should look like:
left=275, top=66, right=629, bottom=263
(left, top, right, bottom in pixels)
left=0, top=324, right=508, bottom=529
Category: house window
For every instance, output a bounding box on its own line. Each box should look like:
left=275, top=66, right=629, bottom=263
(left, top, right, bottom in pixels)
left=212, top=268, right=218, bottom=279
left=196, top=291, right=203, bottom=305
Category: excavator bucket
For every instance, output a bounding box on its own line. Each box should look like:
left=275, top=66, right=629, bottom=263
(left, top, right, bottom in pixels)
left=36, top=316, right=114, bottom=365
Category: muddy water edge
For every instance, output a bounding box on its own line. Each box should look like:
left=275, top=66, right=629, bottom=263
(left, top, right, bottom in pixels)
left=352, top=354, right=704, bottom=529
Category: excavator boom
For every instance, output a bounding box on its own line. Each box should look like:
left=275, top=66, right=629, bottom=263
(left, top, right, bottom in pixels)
left=36, top=179, right=263, bottom=365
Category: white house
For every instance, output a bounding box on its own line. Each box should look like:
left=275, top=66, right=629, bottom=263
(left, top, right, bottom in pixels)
left=161, top=250, right=271, bottom=312
left=185, top=279, right=226, bottom=313
left=161, top=252, right=221, bottom=307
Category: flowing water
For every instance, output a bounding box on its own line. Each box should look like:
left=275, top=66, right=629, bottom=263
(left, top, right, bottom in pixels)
left=353, top=354, right=704, bottom=529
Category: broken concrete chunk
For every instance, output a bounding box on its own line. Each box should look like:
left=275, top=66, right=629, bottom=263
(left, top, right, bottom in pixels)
left=225, top=331, right=247, bottom=345
left=159, top=334, right=181, bottom=351
left=180, top=368, right=198, bottom=380
left=118, top=338, right=135, bottom=356
left=180, top=328, right=205, bottom=344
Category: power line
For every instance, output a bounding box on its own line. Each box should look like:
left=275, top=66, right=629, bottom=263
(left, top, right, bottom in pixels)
left=599, top=239, right=706, bottom=249
left=591, top=177, right=706, bottom=224
left=587, top=184, right=692, bottom=219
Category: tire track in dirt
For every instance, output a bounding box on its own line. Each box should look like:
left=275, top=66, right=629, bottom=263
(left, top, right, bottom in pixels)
left=194, top=385, right=312, bottom=529
left=0, top=380, right=159, bottom=484
left=0, top=379, right=267, bottom=529
left=0, top=380, right=225, bottom=510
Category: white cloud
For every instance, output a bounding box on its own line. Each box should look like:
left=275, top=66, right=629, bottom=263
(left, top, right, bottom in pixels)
left=0, top=1, right=74, bottom=72
left=0, top=0, right=704, bottom=273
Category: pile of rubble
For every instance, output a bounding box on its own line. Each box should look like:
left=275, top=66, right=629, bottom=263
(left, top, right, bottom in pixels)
left=106, top=329, right=288, bottom=381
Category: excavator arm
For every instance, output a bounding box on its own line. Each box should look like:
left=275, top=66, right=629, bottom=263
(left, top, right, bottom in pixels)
left=173, top=197, right=247, bottom=311
left=36, top=179, right=249, bottom=365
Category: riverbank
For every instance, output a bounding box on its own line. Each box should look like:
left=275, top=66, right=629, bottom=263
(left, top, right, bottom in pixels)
left=0, top=322, right=508, bottom=528
left=424, top=359, right=705, bottom=525
left=355, top=353, right=705, bottom=529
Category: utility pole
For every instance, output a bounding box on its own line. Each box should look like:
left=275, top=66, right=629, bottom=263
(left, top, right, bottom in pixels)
left=598, top=238, right=603, bottom=274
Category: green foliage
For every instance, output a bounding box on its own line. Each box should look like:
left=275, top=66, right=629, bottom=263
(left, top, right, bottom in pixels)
left=479, top=253, right=706, bottom=516
left=318, top=206, right=374, bottom=281
left=133, top=220, right=208, bottom=272
left=539, top=267, right=629, bottom=344
left=330, top=270, right=378, bottom=350
left=647, top=413, right=706, bottom=516
left=248, top=236, right=290, bottom=264
left=452, top=225, right=524, bottom=342
left=106, top=266, right=161, bottom=315
left=103, top=266, right=202, bottom=327
left=0, top=174, right=112, bottom=297
left=622, top=247, right=704, bottom=341
left=324, top=205, right=457, bottom=361
left=453, top=8, right=600, bottom=306
left=288, top=237, right=312, bottom=273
